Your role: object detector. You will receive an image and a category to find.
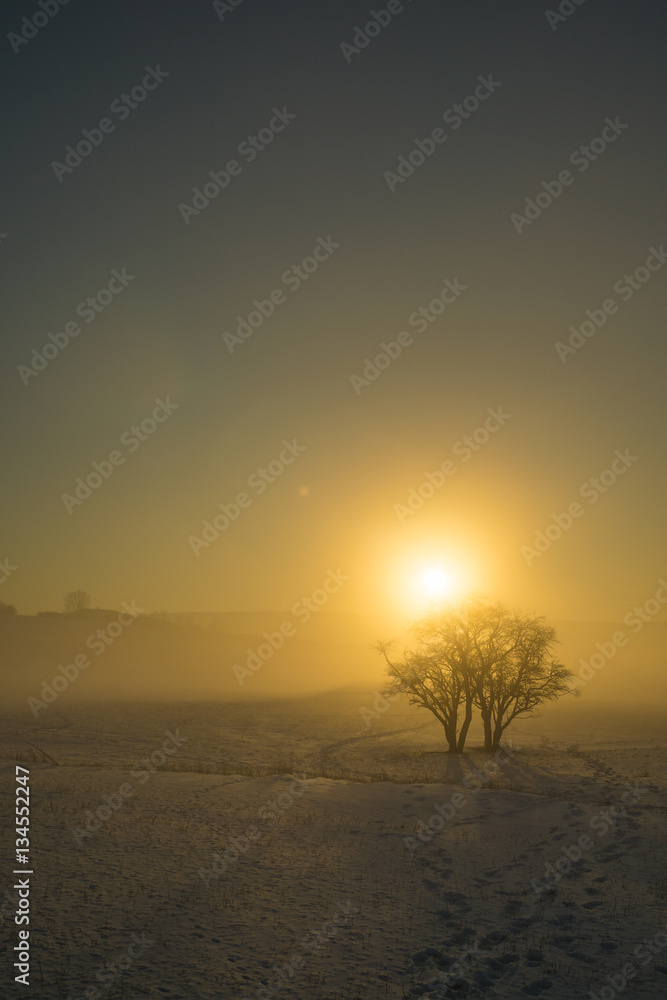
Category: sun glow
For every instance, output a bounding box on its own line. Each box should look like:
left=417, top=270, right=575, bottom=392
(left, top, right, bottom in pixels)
left=375, top=537, right=480, bottom=624
left=417, top=565, right=460, bottom=605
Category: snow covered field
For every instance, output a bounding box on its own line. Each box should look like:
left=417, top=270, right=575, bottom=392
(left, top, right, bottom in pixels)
left=1, top=696, right=665, bottom=999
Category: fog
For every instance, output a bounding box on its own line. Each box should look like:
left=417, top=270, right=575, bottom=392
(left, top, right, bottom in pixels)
left=2, top=609, right=665, bottom=712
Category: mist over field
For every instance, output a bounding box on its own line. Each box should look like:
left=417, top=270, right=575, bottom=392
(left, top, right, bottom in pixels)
left=2, top=609, right=667, bottom=709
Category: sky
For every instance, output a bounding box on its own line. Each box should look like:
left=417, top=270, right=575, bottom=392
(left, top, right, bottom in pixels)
left=1, top=0, right=666, bottom=623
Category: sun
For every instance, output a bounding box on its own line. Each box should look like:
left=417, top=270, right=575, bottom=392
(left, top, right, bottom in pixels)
left=379, top=543, right=475, bottom=620
left=416, top=565, right=461, bottom=606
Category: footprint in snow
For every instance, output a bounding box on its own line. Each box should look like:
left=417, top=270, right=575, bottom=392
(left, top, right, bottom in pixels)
left=539, top=887, right=558, bottom=900
left=448, top=927, right=477, bottom=945
left=422, top=879, right=441, bottom=892
left=570, top=950, right=596, bottom=964
left=511, top=917, right=536, bottom=931
left=479, top=930, right=509, bottom=947
left=497, top=952, right=520, bottom=965
left=472, top=969, right=496, bottom=988
left=441, top=890, right=467, bottom=903
left=563, top=868, right=589, bottom=880
left=483, top=956, right=510, bottom=978
left=553, top=935, right=577, bottom=949
left=522, top=979, right=554, bottom=996
left=411, top=946, right=446, bottom=967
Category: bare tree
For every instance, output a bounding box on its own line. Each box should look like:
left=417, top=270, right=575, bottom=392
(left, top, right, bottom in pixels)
left=378, top=643, right=469, bottom=753
left=377, top=598, right=574, bottom=753
left=64, top=590, right=91, bottom=613
left=473, top=610, right=574, bottom=750
left=0, top=601, right=16, bottom=614
left=377, top=599, right=488, bottom=753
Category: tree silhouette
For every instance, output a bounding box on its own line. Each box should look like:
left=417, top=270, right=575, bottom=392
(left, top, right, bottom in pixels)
left=0, top=601, right=16, bottom=614
left=471, top=605, right=574, bottom=750
left=379, top=643, right=470, bottom=753
left=64, top=590, right=91, bottom=613
left=377, top=597, right=574, bottom=753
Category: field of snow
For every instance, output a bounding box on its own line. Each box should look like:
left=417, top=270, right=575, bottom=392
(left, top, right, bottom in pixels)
left=1, top=695, right=666, bottom=999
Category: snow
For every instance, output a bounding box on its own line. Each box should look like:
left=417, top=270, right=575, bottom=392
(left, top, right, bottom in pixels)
left=0, top=696, right=665, bottom=998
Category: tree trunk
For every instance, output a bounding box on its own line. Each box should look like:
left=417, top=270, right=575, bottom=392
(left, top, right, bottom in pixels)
left=481, top=711, right=493, bottom=751
left=457, top=700, right=473, bottom=753
left=444, top=720, right=458, bottom=753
